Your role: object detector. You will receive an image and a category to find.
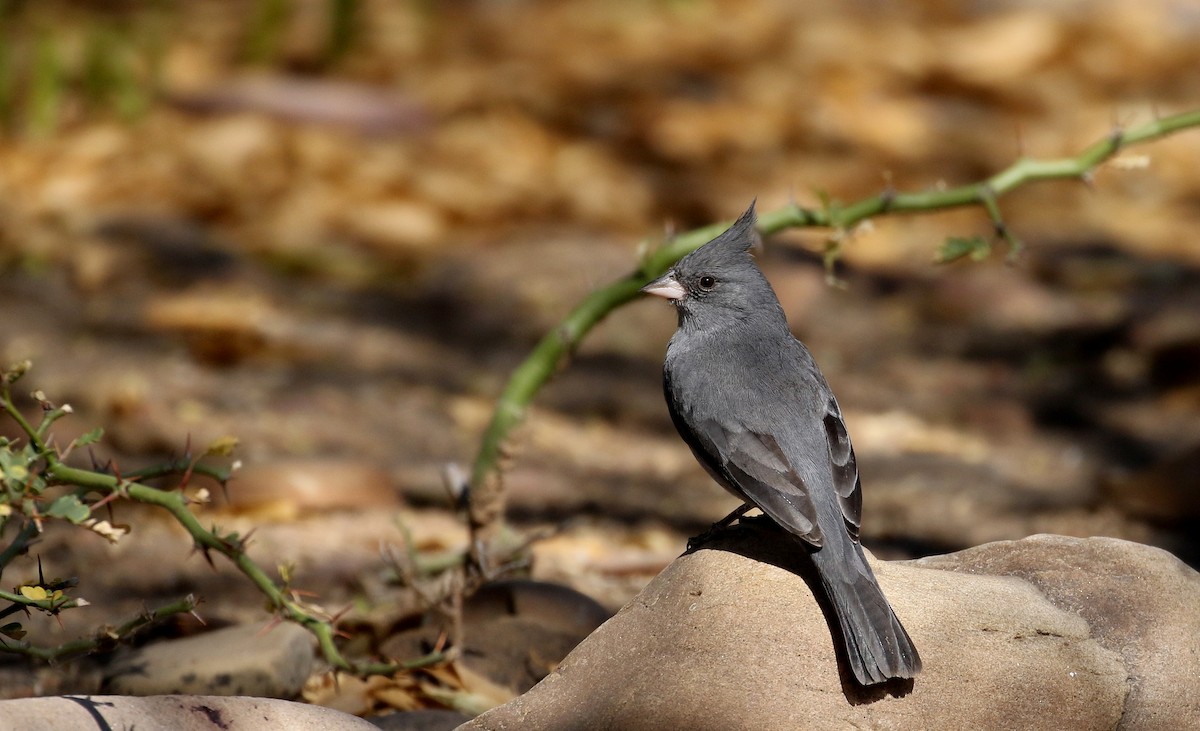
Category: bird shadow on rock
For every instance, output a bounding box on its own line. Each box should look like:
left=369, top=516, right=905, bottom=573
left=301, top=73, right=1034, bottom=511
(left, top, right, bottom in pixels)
left=683, top=515, right=916, bottom=705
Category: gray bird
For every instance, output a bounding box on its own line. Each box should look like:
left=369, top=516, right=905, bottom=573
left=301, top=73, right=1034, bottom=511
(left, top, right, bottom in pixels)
left=642, top=202, right=921, bottom=686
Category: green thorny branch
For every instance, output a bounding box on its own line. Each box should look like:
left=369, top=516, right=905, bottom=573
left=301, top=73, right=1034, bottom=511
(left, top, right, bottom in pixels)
left=0, top=362, right=444, bottom=674
left=465, top=108, right=1200, bottom=562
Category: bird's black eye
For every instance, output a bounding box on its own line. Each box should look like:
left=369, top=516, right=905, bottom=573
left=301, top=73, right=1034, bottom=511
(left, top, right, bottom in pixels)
left=698, top=275, right=717, bottom=291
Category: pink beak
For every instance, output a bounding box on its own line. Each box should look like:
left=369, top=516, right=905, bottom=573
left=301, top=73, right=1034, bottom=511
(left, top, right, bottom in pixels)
left=641, top=272, right=685, bottom=300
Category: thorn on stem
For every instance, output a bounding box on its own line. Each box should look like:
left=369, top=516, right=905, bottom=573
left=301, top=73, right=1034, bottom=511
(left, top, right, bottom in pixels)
left=1108, top=125, right=1126, bottom=151
left=878, top=185, right=897, bottom=212
left=441, top=463, right=470, bottom=511
left=196, top=545, right=216, bottom=570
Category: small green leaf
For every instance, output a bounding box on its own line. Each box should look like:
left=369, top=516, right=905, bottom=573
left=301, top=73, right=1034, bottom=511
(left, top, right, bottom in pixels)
left=75, top=427, right=104, bottom=447
left=1, top=452, right=41, bottom=492
left=44, top=494, right=91, bottom=524
left=935, top=236, right=991, bottom=264
left=0, top=622, right=26, bottom=640
left=204, top=435, right=240, bottom=457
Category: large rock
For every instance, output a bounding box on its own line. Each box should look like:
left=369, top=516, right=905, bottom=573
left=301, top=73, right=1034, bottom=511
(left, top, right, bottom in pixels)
left=459, top=526, right=1200, bottom=730
left=918, top=533, right=1200, bottom=730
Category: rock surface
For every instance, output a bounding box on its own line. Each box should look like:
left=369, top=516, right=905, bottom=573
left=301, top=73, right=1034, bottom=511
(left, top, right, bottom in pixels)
left=382, top=579, right=612, bottom=695
left=369, top=709, right=473, bottom=730
left=459, top=528, right=1200, bottom=731
left=917, top=533, right=1200, bottom=731
left=103, top=621, right=315, bottom=698
left=0, top=694, right=378, bottom=731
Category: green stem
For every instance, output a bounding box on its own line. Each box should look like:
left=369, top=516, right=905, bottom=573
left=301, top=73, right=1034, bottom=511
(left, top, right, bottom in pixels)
left=0, top=589, right=79, bottom=612
left=468, top=108, right=1200, bottom=519
left=1, top=596, right=198, bottom=661
left=3, top=372, right=448, bottom=676
left=47, top=461, right=344, bottom=656
left=122, top=460, right=231, bottom=484
left=2, top=382, right=435, bottom=675
left=43, top=461, right=442, bottom=675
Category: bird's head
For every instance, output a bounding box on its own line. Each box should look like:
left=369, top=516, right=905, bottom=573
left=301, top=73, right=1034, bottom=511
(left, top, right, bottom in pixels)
left=642, top=201, right=782, bottom=332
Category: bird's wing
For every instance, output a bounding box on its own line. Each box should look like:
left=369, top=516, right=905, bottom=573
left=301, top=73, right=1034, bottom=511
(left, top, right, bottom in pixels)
left=822, top=396, right=862, bottom=541
left=692, top=416, right=826, bottom=547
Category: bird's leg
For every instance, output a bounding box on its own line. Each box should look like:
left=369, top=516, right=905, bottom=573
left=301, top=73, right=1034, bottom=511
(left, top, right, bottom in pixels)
left=687, top=503, right=753, bottom=551
left=714, top=503, right=753, bottom=529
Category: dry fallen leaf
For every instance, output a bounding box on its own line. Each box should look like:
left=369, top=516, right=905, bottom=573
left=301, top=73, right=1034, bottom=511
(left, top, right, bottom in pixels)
left=80, top=519, right=130, bottom=544
left=419, top=660, right=517, bottom=716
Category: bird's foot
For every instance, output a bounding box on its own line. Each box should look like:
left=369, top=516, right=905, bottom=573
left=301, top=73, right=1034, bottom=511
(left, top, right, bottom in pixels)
left=686, top=504, right=752, bottom=551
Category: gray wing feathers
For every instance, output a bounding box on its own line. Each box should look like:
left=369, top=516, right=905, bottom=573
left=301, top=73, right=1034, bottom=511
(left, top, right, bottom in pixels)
left=699, top=419, right=825, bottom=546
left=822, top=398, right=863, bottom=541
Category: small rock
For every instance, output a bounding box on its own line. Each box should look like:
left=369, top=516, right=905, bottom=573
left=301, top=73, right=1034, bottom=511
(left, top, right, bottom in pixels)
left=381, top=580, right=610, bottom=694
left=0, top=694, right=377, bottom=730
left=104, top=622, right=315, bottom=699
left=461, top=579, right=612, bottom=637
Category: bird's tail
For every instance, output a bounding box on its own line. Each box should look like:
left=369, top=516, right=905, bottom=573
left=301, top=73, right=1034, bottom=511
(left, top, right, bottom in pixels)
left=811, top=540, right=922, bottom=686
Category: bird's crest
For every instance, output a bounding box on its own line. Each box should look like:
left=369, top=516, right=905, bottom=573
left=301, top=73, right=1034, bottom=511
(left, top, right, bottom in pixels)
left=706, top=199, right=759, bottom=255
left=674, top=200, right=761, bottom=277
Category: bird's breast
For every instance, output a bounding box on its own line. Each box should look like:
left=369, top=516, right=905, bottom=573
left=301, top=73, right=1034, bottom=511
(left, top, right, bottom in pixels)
left=665, top=331, right=827, bottom=428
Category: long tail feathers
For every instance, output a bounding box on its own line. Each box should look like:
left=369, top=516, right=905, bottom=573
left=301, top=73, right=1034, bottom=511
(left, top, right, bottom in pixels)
left=812, top=543, right=922, bottom=686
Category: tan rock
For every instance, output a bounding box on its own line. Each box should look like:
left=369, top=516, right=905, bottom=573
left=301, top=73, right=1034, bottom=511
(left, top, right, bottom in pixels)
left=460, top=529, right=1199, bottom=730
left=104, top=622, right=315, bottom=699
left=0, top=695, right=377, bottom=731
left=382, top=580, right=611, bottom=695
left=917, top=534, right=1200, bottom=731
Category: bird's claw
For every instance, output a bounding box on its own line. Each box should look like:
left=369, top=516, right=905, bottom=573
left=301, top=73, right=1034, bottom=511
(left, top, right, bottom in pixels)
left=686, top=528, right=719, bottom=552
left=686, top=504, right=753, bottom=551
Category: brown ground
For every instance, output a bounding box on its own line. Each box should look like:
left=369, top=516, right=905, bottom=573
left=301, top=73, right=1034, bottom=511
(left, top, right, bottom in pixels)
left=0, top=0, right=1198, bottom=707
